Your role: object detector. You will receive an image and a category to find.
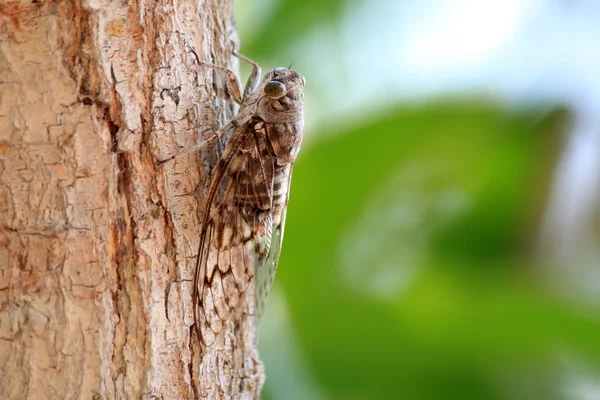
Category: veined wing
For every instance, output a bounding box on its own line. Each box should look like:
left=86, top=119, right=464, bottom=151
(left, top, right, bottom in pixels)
left=193, top=121, right=276, bottom=346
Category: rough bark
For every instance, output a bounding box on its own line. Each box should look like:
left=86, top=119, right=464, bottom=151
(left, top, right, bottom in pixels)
left=0, top=1, right=263, bottom=399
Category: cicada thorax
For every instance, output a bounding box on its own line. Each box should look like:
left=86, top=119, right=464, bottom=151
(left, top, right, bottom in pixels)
left=258, top=75, right=305, bottom=166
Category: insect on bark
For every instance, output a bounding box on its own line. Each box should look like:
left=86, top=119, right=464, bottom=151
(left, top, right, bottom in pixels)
left=171, top=50, right=305, bottom=346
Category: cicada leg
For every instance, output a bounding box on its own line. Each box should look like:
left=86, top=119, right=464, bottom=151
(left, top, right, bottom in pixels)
left=188, top=49, right=244, bottom=105
left=233, top=51, right=261, bottom=100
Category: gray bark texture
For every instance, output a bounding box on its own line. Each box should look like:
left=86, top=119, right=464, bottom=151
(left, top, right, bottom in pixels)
left=0, top=1, right=264, bottom=399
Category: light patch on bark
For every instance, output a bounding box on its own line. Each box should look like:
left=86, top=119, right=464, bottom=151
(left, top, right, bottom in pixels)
left=0, top=1, right=263, bottom=399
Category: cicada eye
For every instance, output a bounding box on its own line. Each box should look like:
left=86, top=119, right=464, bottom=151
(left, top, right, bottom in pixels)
left=264, top=80, right=287, bottom=99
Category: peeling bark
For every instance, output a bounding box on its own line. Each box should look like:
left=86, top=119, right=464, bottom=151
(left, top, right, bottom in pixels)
left=0, top=1, right=263, bottom=399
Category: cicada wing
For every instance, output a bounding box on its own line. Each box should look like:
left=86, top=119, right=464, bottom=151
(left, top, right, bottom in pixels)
left=254, top=204, right=287, bottom=326
left=194, top=123, right=275, bottom=346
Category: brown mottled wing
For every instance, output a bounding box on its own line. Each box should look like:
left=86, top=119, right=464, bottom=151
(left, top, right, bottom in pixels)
left=193, top=122, right=275, bottom=345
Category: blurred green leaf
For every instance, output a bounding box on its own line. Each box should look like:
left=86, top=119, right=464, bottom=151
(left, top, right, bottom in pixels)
left=265, top=102, right=599, bottom=399
left=237, top=0, right=352, bottom=58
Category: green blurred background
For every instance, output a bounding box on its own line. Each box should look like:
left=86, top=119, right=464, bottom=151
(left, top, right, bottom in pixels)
left=234, top=0, right=600, bottom=399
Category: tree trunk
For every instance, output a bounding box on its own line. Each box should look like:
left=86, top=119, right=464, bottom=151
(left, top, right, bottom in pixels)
left=0, top=1, right=263, bottom=399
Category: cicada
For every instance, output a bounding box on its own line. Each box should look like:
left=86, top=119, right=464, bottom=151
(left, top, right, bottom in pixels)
left=183, top=51, right=305, bottom=345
